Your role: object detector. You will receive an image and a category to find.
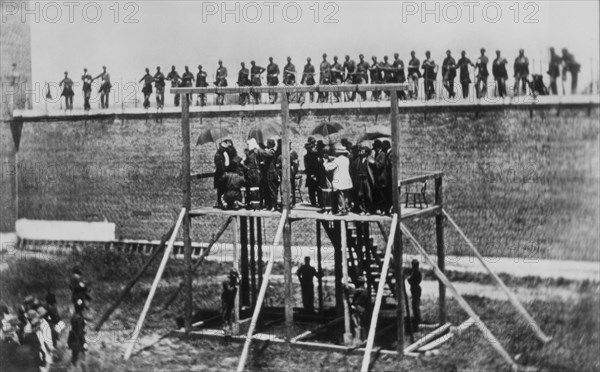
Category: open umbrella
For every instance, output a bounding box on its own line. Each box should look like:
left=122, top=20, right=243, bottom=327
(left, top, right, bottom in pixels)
left=196, top=127, right=232, bottom=146
left=247, top=122, right=300, bottom=144
left=357, top=125, right=391, bottom=142
left=311, top=122, right=344, bottom=137
left=247, top=122, right=281, bottom=144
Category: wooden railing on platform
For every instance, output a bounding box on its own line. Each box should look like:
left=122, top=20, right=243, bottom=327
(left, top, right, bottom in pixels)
left=237, top=209, right=288, bottom=372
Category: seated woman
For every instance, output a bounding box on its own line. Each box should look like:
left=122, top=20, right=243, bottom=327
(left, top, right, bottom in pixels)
left=220, top=156, right=246, bottom=210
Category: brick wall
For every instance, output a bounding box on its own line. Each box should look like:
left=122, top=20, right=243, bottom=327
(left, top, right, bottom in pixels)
left=1, top=0, right=33, bottom=231
left=9, top=109, right=600, bottom=260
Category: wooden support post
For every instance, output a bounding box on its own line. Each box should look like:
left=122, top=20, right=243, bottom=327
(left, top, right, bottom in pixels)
left=390, top=89, right=405, bottom=355
left=257, top=218, right=263, bottom=288
left=361, top=214, right=398, bottom=372
left=435, top=176, right=446, bottom=324
left=233, top=216, right=240, bottom=335
left=316, top=221, right=324, bottom=314
left=341, top=221, right=352, bottom=346
left=334, top=222, right=343, bottom=316
left=281, top=91, right=294, bottom=338
left=240, top=216, right=250, bottom=307
left=123, top=209, right=185, bottom=360
left=400, top=223, right=520, bottom=371
left=250, top=217, right=257, bottom=307
left=181, top=95, right=193, bottom=335
left=442, top=209, right=551, bottom=343
left=237, top=210, right=288, bottom=372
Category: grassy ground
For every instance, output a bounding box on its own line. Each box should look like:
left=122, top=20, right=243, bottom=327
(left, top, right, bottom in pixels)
left=6, top=108, right=599, bottom=260
left=1, top=252, right=598, bottom=371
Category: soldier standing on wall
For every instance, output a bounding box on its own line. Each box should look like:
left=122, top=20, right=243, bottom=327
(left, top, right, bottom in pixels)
left=513, top=49, right=530, bottom=96
left=153, top=67, right=166, bottom=109
left=492, top=50, right=509, bottom=98
left=422, top=51, right=438, bottom=100
left=442, top=50, right=457, bottom=99
left=59, top=71, right=74, bottom=110
left=343, top=55, right=357, bottom=101
left=547, top=47, right=562, bottom=95
left=456, top=51, right=474, bottom=99
left=475, top=48, right=490, bottom=99
left=301, top=57, right=316, bottom=103
left=93, top=66, right=111, bottom=109
left=331, top=56, right=344, bottom=102
left=215, top=60, right=228, bottom=105
left=181, top=66, right=195, bottom=105
left=166, top=66, right=181, bottom=106
left=139, top=68, right=153, bottom=109
left=81, top=68, right=93, bottom=111
left=195, top=65, right=208, bottom=106
left=266, top=57, right=280, bottom=103
left=250, top=61, right=266, bottom=104
left=407, top=51, right=421, bottom=99
left=237, top=62, right=251, bottom=105
left=318, top=53, right=331, bottom=103
left=356, top=54, right=370, bottom=101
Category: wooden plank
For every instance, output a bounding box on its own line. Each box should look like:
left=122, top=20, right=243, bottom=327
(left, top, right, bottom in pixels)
left=192, top=315, right=221, bottom=328
left=442, top=210, right=551, bottom=343
left=281, top=96, right=294, bottom=338
left=418, top=318, right=474, bottom=352
left=400, top=223, right=520, bottom=371
left=123, top=208, right=185, bottom=360
left=403, top=323, right=451, bottom=353
left=390, top=89, right=405, bottom=357
left=249, top=217, right=257, bottom=307
left=436, top=177, right=446, bottom=324
left=316, top=221, right=324, bottom=314
left=237, top=210, right=288, bottom=372
left=240, top=217, right=249, bottom=307
left=341, top=222, right=352, bottom=345
left=181, top=96, right=193, bottom=335
left=398, top=172, right=444, bottom=187
left=189, top=205, right=441, bottom=222
left=361, top=214, right=398, bottom=372
left=233, top=216, right=240, bottom=335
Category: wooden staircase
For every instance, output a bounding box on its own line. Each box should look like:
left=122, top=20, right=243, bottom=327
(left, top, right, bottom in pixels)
left=320, top=221, right=396, bottom=303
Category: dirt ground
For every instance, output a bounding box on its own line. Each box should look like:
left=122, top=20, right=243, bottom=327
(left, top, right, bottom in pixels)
left=2, top=250, right=598, bottom=372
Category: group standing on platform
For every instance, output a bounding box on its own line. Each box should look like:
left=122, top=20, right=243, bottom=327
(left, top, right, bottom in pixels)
left=55, top=47, right=582, bottom=111
left=212, top=133, right=399, bottom=217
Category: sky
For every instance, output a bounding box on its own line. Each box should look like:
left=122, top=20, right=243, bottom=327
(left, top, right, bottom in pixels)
left=22, top=0, right=600, bottom=93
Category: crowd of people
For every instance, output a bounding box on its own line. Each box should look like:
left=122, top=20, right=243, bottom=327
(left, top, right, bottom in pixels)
left=56, top=47, right=581, bottom=110
left=212, top=134, right=400, bottom=216
left=1, top=268, right=90, bottom=371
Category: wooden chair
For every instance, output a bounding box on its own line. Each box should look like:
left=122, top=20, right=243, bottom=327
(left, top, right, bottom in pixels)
left=404, top=180, right=428, bottom=209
